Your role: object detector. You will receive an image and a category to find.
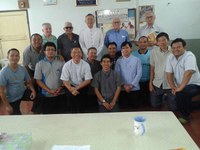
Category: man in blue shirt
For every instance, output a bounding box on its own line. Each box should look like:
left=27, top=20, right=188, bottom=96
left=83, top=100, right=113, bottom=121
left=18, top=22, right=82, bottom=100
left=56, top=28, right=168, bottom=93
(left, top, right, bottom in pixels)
left=104, top=17, right=130, bottom=57
left=115, top=41, right=142, bottom=109
left=132, top=36, right=151, bottom=105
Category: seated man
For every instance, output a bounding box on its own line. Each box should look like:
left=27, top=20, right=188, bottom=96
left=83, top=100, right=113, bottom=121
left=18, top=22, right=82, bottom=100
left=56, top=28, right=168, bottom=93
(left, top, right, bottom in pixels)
left=34, top=42, right=66, bottom=114
left=61, top=47, right=92, bottom=113
left=91, top=54, right=123, bottom=112
left=0, top=48, right=36, bottom=115
left=166, top=38, right=200, bottom=124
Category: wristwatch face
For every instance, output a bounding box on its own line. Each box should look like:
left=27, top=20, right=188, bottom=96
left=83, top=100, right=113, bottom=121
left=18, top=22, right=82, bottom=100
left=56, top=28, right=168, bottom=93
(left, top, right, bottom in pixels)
left=102, top=99, right=106, bottom=103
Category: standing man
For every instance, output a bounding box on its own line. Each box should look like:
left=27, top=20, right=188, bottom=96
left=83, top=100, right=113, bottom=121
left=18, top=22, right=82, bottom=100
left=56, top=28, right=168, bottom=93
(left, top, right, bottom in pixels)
left=107, top=42, right=120, bottom=70
left=34, top=42, right=66, bottom=114
left=149, top=32, right=176, bottom=111
left=42, top=23, right=57, bottom=48
left=79, top=14, right=104, bottom=60
left=105, top=17, right=130, bottom=57
left=58, top=22, right=80, bottom=62
left=61, top=47, right=92, bottom=113
left=0, top=48, right=36, bottom=115
left=132, top=36, right=151, bottom=105
left=115, top=41, right=142, bottom=109
left=135, top=11, right=163, bottom=48
left=166, top=38, right=200, bottom=124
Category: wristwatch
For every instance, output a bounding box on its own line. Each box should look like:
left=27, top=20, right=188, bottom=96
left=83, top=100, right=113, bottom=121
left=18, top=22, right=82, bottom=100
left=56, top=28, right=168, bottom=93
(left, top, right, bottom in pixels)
left=102, top=99, right=106, bottom=103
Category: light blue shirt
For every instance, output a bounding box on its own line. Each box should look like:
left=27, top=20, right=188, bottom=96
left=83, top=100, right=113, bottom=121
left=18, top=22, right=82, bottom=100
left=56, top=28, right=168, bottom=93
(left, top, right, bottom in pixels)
left=104, top=29, right=130, bottom=52
left=115, top=55, right=142, bottom=91
left=132, top=50, right=151, bottom=82
left=0, top=65, right=30, bottom=102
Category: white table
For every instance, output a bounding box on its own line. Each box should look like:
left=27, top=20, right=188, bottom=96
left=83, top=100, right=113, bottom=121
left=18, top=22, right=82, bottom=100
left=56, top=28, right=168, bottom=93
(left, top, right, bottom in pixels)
left=0, top=111, right=199, bottom=150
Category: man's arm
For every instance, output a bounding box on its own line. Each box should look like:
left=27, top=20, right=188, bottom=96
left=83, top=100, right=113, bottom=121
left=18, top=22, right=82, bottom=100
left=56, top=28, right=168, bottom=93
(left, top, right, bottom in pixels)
left=26, top=79, right=36, bottom=100
left=0, top=86, right=13, bottom=114
left=76, top=80, right=91, bottom=91
left=110, top=86, right=121, bottom=109
left=149, top=65, right=155, bottom=92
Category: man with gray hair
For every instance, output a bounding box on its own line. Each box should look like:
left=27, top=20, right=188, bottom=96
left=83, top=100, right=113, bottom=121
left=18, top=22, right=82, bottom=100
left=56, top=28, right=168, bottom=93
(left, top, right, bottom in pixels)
left=58, top=22, right=80, bottom=62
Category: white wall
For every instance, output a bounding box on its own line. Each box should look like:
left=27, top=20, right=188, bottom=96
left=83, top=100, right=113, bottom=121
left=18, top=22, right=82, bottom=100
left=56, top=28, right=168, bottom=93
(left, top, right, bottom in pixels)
left=0, top=0, right=200, bottom=40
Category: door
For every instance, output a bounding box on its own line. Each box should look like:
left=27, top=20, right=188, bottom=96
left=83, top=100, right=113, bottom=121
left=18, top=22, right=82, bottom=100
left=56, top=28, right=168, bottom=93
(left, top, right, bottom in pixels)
left=0, top=10, right=30, bottom=64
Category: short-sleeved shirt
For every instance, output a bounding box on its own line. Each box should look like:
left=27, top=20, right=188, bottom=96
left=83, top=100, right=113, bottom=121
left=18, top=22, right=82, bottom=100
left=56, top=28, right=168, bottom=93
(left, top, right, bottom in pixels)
left=132, top=50, right=151, bottom=82
left=57, top=33, right=79, bottom=62
left=34, top=57, right=65, bottom=97
left=91, top=69, right=123, bottom=102
left=0, top=65, right=30, bottom=102
left=115, top=55, right=142, bottom=91
left=42, top=34, right=57, bottom=49
left=23, top=45, right=43, bottom=71
left=150, top=46, right=172, bottom=89
left=166, top=51, right=200, bottom=86
left=86, top=59, right=101, bottom=77
left=60, top=59, right=92, bottom=86
left=104, top=29, right=130, bottom=52
left=135, top=24, right=163, bottom=41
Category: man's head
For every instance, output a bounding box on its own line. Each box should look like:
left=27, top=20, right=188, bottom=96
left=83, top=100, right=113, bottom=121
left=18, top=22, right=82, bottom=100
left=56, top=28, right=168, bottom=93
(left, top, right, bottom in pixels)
left=85, top=14, right=95, bottom=28
left=100, top=54, right=112, bottom=72
left=112, top=17, right=121, bottom=31
left=42, top=23, right=52, bottom=37
left=121, top=41, right=132, bottom=57
left=107, top=42, right=117, bottom=58
left=43, top=42, right=56, bottom=59
left=30, top=33, right=43, bottom=50
left=145, top=11, right=155, bottom=27
left=71, top=47, right=83, bottom=63
left=138, top=36, right=149, bottom=51
left=7, top=48, right=20, bottom=64
left=171, top=38, right=186, bottom=59
left=87, top=47, right=97, bottom=61
left=63, top=22, right=73, bottom=35
left=156, top=32, right=169, bottom=50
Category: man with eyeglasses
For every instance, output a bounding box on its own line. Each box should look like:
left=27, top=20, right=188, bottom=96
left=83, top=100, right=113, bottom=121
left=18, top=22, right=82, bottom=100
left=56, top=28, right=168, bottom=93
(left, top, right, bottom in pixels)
left=79, top=13, right=104, bottom=60
left=58, top=22, right=80, bottom=62
left=135, top=11, right=163, bottom=49
left=105, top=17, right=130, bottom=57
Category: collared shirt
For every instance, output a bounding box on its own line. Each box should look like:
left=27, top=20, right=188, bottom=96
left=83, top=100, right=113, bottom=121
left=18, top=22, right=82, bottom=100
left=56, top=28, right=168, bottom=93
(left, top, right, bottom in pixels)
left=79, top=26, right=104, bottom=60
left=135, top=24, right=163, bottom=41
left=91, top=69, right=123, bottom=102
left=23, top=45, right=44, bottom=71
left=150, top=46, right=172, bottom=89
left=42, top=34, right=58, bottom=49
left=132, top=49, right=151, bottom=82
left=104, top=29, right=130, bottom=52
left=166, top=51, right=200, bottom=86
left=86, top=59, right=101, bottom=77
left=58, top=33, right=80, bottom=62
left=0, top=65, right=30, bottom=102
left=60, top=59, right=92, bottom=86
left=34, top=57, right=65, bottom=97
left=115, top=55, right=142, bottom=91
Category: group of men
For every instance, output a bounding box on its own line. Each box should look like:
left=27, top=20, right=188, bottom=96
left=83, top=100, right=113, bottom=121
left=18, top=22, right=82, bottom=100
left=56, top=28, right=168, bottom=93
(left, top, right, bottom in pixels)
left=0, top=11, right=200, bottom=124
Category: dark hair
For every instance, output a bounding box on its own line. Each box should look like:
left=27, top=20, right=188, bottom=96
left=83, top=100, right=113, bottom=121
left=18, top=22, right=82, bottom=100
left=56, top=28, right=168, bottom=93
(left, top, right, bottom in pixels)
left=138, top=36, right=148, bottom=42
left=100, top=54, right=112, bottom=62
left=171, top=38, right=186, bottom=47
left=88, top=47, right=97, bottom=53
left=107, top=42, right=117, bottom=48
left=70, top=46, right=83, bottom=55
left=121, top=41, right=132, bottom=49
left=43, top=42, right=56, bottom=51
left=7, top=48, right=20, bottom=56
left=86, top=13, right=94, bottom=18
left=30, top=33, right=42, bottom=40
left=156, top=32, right=169, bottom=41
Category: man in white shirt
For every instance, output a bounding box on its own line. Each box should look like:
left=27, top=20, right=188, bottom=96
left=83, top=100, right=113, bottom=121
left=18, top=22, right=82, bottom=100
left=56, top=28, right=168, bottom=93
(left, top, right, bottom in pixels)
left=79, top=13, right=104, bottom=60
left=166, top=38, right=200, bottom=124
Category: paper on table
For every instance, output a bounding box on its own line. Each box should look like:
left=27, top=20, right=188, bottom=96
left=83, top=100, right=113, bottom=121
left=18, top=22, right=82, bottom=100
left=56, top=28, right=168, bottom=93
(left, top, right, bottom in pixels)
left=52, top=145, right=90, bottom=150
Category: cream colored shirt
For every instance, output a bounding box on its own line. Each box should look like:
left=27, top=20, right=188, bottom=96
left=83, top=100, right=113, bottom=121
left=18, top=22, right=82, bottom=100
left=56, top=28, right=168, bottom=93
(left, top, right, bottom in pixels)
left=150, top=46, right=172, bottom=89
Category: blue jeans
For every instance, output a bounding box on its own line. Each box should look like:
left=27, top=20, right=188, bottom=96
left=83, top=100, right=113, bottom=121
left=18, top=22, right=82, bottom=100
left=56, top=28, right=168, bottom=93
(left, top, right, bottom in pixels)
left=150, top=85, right=176, bottom=111
left=176, top=84, right=200, bottom=118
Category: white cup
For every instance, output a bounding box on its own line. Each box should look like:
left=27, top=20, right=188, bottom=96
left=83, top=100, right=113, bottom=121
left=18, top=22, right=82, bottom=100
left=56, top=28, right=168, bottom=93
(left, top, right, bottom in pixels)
left=133, top=116, right=146, bottom=136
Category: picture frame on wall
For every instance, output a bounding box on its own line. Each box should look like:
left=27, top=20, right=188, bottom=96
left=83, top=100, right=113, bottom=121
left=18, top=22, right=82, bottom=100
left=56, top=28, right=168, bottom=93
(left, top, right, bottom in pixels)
left=76, top=0, right=98, bottom=6
left=43, top=0, right=57, bottom=6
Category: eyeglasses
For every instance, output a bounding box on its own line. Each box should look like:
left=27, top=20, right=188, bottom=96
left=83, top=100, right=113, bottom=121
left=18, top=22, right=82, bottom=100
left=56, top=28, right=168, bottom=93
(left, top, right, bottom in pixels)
left=65, top=27, right=72, bottom=29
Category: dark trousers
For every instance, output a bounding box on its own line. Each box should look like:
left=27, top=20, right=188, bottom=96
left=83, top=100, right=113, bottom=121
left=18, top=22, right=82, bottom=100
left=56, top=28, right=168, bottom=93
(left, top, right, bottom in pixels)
left=139, top=81, right=150, bottom=106
left=176, top=84, right=200, bottom=118
left=66, top=87, right=88, bottom=113
left=10, top=100, right=21, bottom=115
